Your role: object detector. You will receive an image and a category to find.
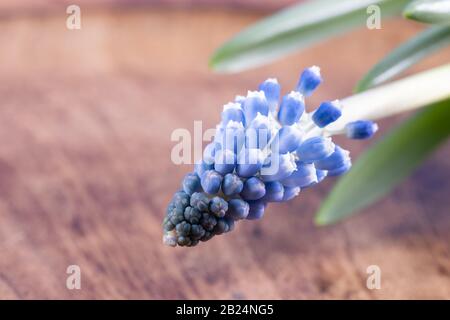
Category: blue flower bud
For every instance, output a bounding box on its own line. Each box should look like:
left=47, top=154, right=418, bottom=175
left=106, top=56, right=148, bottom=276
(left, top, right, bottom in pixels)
left=303, top=168, right=328, bottom=188
left=209, top=196, right=228, bottom=218
left=260, top=153, right=297, bottom=182
left=241, top=177, right=266, bottom=200
left=172, top=191, right=190, bottom=208
left=281, top=162, right=317, bottom=188
left=203, top=142, right=217, bottom=165
left=296, top=66, right=322, bottom=97
left=316, top=169, right=327, bottom=182
left=261, top=181, right=284, bottom=202
left=201, top=212, right=217, bottom=231
left=327, top=160, right=352, bottom=176
left=215, top=121, right=245, bottom=154
left=184, top=206, right=202, bottom=224
left=222, top=173, right=244, bottom=196
left=246, top=200, right=267, bottom=220
left=282, top=186, right=300, bottom=201
left=190, top=192, right=210, bottom=211
left=314, top=146, right=350, bottom=171
left=200, top=170, right=223, bottom=194
left=163, top=234, right=177, bottom=247
left=214, top=148, right=236, bottom=175
left=213, top=217, right=231, bottom=235
left=246, top=113, right=271, bottom=149
left=312, top=100, right=342, bottom=128
left=276, top=126, right=303, bottom=154
left=227, top=198, right=250, bottom=220
left=236, top=148, right=264, bottom=178
left=243, top=91, right=269, bottom=125
left=297, top=136, right=335, bottom=162
left=278, top=91, right=305, bottom=125
left=221, top=102, right=245, bottom=125
left=224, top=216, right=235, bottom=232
left=191, top=224, right=206, bottom=240
left=234, top=95, right=246, bottom=104
left=176, top=221, right=191, bottom=236
left=194, top=160, right=214, bottom=177
left=182, top=172, right=202, bottom=195
left=258, top=78, right=280, bottom=114
left=346, top=120, right=378, bottom=139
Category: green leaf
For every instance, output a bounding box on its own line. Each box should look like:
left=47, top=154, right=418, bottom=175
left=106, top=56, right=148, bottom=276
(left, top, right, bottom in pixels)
left=404, top=0, right=450, bottom=24
left=355, top=25, right=450, bottom=92
left=315, top=98, right=450, bottom=226
left=210, top=0, right=410, bottom=73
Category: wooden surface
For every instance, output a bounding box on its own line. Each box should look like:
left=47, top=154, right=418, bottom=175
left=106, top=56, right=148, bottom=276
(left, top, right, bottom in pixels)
left=0, top=7, right=449, bottom=299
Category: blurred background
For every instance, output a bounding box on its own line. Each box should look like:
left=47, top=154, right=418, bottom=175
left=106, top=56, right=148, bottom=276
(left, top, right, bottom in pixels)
left=0, top=0, right=449, bottom=299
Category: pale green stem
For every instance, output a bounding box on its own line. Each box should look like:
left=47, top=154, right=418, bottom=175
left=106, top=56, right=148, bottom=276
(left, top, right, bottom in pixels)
left=326, top=63, right=450, bottom=133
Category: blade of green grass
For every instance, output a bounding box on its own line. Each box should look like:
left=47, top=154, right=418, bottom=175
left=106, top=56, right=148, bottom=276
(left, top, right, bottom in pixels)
left=315, top=97, right=450, bottom=226
left=355, top=25, right=450, bottom=92
left=404, top=0, right=450, bottom=24
left=209, top=0, right=410, bottom=73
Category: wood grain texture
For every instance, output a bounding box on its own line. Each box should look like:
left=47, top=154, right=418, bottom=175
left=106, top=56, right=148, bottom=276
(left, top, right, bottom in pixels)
left=0, top=7, right=449, bottom=299
left=0, top=0, right=296, bottom=17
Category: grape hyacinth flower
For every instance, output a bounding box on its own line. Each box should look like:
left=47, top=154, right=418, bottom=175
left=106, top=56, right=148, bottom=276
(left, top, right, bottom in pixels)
left=163, top=66, right=378, bottom=247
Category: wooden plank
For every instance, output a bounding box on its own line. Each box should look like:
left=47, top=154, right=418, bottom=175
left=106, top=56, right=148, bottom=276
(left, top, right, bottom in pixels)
left=0, top=8, right=448, bottom=299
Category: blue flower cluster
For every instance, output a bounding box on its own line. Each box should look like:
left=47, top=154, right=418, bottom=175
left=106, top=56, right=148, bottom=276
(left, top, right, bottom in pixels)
left=163, top=66, right=378, bottom=247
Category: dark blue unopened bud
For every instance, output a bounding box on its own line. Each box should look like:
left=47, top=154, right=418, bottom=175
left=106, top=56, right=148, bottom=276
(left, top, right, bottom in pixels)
left=236, top=148, right=264, bottom=178
left=297, top=136, right=334, bottom=162
left=282, top=186, right=300, bottom=201
left=210, top=196, right=228, bottom=218
left=201, top=170, right=223, bottom=194
left=259, top=78, right=280, bottom=114
left=261, top=181, right=284, bottom=202
left=243, top=91, right=269, bottom=125
left=182, top=172, right=202, bottom=195
left=312, top=100, right=342, bottom=128
left=190, top=192, right=210, bottom=211
left=222, top=173, right=244, bottom=196
left=200, top=231, right=214, bottom=242
left=224, top=216, right=235, bottom=232
left=278, top=91, right=305, bottom=125
left=276, top=126, right=303, bottom=154
left=184, top=206, right=202, bottom=224
left=201, top=213, right=217, bottom=231
left=172, top=191, right=190, bottom=208
left=177, top=236, right=192, bottom=246
left=281, top=162, right=317, bottom=188
left=246, top=200, right=267, bottom=220
left=176, top=221, right=191, bottom=236
left=213, top=218, right=230, bottom=235
left=296, top=66, right=322, bottom=97
left=241, top=177, right=266, bottom=201
left=227, top=199, right=250, bottom=220
left=346, top=120, right=378, bottom=139
left=221, top=102, right=245, bottom=125
left=214, top=149, right=236, bottom=175
left=314, top=146, right=350, bottom=171
left=191, top=224, right=206, bottom=240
